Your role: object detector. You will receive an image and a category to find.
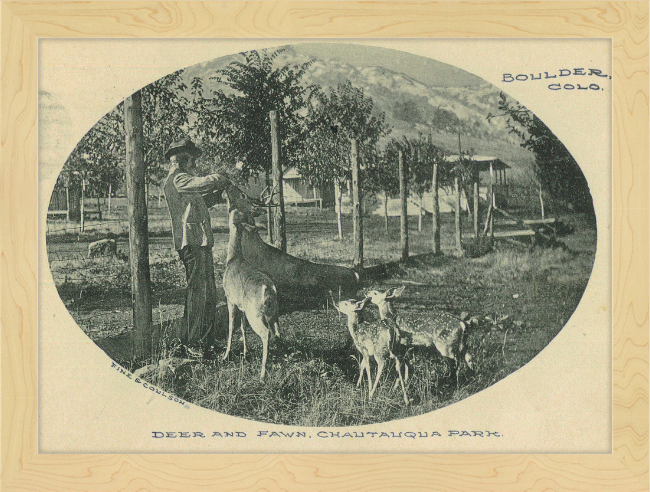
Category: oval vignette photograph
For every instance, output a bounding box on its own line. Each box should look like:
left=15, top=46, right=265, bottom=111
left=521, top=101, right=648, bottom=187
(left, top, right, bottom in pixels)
left=44, top=43, right=597, bottom=427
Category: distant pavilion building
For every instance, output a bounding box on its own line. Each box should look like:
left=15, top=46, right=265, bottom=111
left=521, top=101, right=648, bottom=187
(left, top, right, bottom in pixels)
left=444, top=155, right=511, bottom=186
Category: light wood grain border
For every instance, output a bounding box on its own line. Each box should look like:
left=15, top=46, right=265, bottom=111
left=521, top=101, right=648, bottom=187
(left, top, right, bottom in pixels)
left=2, top=2, right=647, bottom=491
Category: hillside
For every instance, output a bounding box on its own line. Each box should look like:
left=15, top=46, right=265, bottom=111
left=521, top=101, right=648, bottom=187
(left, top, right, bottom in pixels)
left=183, top=44, right=536, bottom=182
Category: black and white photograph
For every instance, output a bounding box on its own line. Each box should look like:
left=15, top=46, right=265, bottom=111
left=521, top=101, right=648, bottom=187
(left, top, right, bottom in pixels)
left=39, top=39, right=610, bottom=453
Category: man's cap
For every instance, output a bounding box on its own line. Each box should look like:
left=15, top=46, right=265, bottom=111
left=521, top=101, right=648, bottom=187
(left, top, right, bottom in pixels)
left=165, top=137, right=202, bottom=160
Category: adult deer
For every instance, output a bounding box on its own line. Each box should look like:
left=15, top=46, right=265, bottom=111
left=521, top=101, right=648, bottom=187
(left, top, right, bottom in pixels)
left=222, top=197, right=280, bottom=379
left=365, top=286, right=475, bottom=387
left=330, top=293, right=409, bottom=405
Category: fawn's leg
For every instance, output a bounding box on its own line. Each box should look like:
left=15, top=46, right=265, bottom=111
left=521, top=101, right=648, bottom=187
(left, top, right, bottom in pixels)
left=364, top=355, right=372, bottom=398
left=464, top=351, right=475, bottom=372
left=370, top=356, right=386, bottom=399
left=356, top=356, right=365, bottom=387
left=392, top=353, right=409, bottom=405
left=392, top=359, right=408, bottom=390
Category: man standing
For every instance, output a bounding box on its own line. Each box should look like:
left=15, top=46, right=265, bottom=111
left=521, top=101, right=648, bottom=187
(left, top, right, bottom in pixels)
left=163, top=138, right=230, bottom=357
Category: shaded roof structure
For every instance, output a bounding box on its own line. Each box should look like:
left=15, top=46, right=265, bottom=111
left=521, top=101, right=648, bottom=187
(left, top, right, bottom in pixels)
left=283, top=167, right=302, bottom=179
left=445, top=155, right=511, bottom=172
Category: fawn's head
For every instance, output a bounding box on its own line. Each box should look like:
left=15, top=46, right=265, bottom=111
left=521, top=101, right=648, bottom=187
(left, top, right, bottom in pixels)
left=365, top=286, right=405, bottom=316
left=329, top=292, right=370, bottom=319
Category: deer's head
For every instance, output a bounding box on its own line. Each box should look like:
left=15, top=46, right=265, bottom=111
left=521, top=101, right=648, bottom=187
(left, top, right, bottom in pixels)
left=223, top=184, right=278, bottom=225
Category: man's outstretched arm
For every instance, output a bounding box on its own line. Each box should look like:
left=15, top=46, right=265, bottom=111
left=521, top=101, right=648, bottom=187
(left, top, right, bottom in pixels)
left=173, top=172, right=230, bottom=195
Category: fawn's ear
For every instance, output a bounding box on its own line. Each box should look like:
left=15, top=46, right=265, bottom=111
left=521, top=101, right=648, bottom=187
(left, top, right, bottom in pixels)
left=328, top=291, right=340, bottom=312
left=355, top=297, right=370, bottom=311
left=388, top=286, right=406, bottom=299
left=364, top=290, right=381, bottom=301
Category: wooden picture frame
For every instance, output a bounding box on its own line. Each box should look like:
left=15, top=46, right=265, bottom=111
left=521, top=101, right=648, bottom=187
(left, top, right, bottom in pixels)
left=2, top=2, right=647, bottom=490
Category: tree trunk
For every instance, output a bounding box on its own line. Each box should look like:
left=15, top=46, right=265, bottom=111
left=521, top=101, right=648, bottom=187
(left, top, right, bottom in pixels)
left=108, top=183, right=112, bottom=214
left=125, top=90, right=152, bottom=360
left=418, top=194, right=423, bottom=232
left=432, top=161, right=440, bottom=254
left=384, top=191, right=389, bottom=235
left=335, top=178, right=343, bottom=240
left=539, top=184, right=545, bottom=219
left=96, top=195, right=102, bottom=221
left=351, top=139, right=362, bottom=269
left=270, top=111, right=287, bottom=252
left=399, top=150, right=408, bottom=262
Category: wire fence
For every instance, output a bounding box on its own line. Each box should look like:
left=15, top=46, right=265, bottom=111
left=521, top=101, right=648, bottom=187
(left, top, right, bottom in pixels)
left=45, top=188, right=555, bottom=340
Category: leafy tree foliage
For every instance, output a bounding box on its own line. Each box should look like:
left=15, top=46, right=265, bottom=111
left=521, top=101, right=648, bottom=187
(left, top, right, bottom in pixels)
left=298, top=80, right=391, bottom=189
left=488, top=92, right=594, bottom=216
left=61, top=105, right=125, bottom=197
left=203, top=49, right=315, bottom=180
left=62, top=70, right=191, bottom=203
left=141, top=71, right=190, bottom=185
left=374, top=135, right=448, bottom=230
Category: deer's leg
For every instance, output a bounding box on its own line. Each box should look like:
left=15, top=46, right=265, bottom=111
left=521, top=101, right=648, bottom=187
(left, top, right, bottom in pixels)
left=223, top=301, right=237, bottom=361
left=240, top=314, right=247, bottom=358
left=370, top=356, right=385, bottom=399
left=249, top=316, right=269, bottom=380
left=259, top=328, right=269, bottom=380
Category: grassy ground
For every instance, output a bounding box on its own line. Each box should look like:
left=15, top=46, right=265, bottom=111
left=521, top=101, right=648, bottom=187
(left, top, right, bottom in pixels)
left=47, top=208, right=596, bottom=426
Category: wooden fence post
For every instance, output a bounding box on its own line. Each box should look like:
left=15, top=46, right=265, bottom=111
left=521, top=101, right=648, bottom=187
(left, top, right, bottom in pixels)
left=455, top=174, right=462, bottom=250
left=384, top=191, right=389, bottom=235
left=489, top=162, right=495, bottom=238
left=351, top=138, right=363, bottom=269
left=265, top=171, right=273, bottom=243
left=473, top=169, right=479, bottom=239
left=432, top=159, right=440, bottom=254
left=80, top=177, right=85, bottom=232
left=65, top=185, right=70, bottom=222
left=270, top=111, right=286, bottom=252
left=334, top=178, right=343, bottom=240
left=125, top=90, right=152, bottom=360
left=399, top=150, right=409, bottom=262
